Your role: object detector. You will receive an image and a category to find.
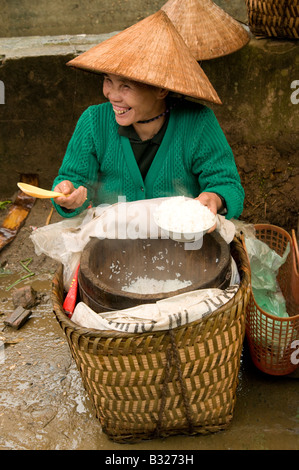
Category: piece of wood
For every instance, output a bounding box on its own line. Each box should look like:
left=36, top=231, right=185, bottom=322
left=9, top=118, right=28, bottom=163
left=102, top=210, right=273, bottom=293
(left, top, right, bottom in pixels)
left=4, top=306, right=32, bottom=329
left=0, top=174, right=38, bottom=251
left=45, top=206, right=54, bottom=225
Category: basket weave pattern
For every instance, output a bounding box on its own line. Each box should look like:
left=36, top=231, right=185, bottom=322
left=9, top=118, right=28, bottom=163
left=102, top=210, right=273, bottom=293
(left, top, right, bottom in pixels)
left=245, top=224, right=299, bottom=376
left=245, top=0, right=299, bottom=39
left=52, top=238, right=250, bottom=442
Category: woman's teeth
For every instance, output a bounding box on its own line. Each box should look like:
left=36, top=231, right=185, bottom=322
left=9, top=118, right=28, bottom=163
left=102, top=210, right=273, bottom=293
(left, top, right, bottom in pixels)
left=114, top=107, right=131, bottom=115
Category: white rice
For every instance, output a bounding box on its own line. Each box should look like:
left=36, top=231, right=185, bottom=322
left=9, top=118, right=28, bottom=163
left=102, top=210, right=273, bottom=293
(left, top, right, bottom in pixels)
left=154, top=196, right=216, bottom=233
left=122, top=276, right=192, bottom=294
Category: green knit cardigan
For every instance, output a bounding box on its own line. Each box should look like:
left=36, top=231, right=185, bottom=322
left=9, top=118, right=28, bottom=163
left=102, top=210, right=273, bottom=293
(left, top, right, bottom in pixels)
left=52, top=101, right=244, bottom=219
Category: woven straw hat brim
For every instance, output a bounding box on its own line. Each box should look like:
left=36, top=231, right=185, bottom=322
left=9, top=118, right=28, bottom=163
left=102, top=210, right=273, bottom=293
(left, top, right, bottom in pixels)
left=161, top=0, right=250, bottom=60
left=67, top=10, right=221, bottom=105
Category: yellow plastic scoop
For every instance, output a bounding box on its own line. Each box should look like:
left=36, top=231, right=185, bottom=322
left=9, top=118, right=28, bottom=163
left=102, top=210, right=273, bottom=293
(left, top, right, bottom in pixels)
left=17, top=182, right=66, bottom=199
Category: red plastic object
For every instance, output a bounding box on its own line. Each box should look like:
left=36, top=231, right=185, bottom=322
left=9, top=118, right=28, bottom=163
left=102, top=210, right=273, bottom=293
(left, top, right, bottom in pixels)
left=63, top=264, right=80, bottom=318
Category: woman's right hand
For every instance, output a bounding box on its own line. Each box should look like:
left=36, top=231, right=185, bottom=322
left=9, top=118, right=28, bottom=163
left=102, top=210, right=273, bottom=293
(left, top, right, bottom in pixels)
left=53, top=180, right=88, bottom=210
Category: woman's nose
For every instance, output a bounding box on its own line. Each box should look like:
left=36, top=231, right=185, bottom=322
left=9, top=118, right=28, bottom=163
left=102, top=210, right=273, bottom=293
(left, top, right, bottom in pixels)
left=104, top=83, right=120, bottom=102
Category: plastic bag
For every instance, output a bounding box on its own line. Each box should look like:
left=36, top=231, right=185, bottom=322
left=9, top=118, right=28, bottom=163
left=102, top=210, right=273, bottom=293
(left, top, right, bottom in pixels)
left=244, top=236, right=290, bottom=317
left=252, top=289, right=288, bottom=318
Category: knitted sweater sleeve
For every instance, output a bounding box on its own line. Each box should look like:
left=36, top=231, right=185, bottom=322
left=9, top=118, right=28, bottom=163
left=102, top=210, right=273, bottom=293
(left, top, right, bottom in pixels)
left=190, top=108, right=244, bottom=219
left=52, top=106, right=100, bottom=218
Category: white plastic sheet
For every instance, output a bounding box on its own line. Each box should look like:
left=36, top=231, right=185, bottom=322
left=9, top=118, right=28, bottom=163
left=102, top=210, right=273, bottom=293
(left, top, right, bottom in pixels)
left=31, top=198, right=236, bottom=289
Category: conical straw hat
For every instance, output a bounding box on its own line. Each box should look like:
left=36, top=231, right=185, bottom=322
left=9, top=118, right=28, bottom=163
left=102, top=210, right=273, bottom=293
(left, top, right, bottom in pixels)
left=67, top=10, right=221, bottom=105
left=161, top=0, right=250, bottom=60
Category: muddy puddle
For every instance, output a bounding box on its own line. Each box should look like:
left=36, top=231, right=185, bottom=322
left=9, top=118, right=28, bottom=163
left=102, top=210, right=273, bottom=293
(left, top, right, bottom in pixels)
left=0, top=269, right=298, bottom=450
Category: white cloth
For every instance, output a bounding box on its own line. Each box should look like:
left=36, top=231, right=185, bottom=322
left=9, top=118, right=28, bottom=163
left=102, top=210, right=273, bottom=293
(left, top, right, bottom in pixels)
left=71, top=284, right=239, bottom=332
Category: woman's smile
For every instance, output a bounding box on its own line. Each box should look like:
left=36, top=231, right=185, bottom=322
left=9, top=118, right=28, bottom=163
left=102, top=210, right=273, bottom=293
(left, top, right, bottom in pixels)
left=112, top=105, right=132, bottom=116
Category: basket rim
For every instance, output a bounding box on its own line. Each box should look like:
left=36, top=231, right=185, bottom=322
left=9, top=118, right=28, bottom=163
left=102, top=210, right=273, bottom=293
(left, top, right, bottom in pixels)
left=253, top=222, right=292, bottom=237
left=246, top=223, right=299, bottom=322
left=52, top=236, right=251, bottom=339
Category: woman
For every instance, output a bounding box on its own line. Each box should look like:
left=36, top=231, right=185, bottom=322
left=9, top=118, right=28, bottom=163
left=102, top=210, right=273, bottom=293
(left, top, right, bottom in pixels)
left=52, top=11, right=244, bottom=222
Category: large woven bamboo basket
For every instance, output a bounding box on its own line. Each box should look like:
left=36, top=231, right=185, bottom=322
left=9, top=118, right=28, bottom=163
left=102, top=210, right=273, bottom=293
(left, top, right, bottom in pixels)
left=245, top=0, right=299, bottom=39
left=52, top=236, right=251, bottom=443
left=245, top=224, right=299, bottom=376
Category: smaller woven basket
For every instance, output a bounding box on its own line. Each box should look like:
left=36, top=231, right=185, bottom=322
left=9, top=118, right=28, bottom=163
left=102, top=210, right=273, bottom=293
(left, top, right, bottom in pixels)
left=245, top=0, right=299, bottom=39
left=52, top=237, right=251, bottom=443
left=245, top=224, right=299, bottom=376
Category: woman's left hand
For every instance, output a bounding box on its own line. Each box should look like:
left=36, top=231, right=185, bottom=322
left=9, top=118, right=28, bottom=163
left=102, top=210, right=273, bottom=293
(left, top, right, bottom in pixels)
left=195, top=192, right=222, bottom=233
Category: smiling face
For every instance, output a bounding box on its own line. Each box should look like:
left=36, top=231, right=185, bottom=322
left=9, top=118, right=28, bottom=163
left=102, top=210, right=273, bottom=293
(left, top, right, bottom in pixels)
left=102, top=73, right=168, bottom=127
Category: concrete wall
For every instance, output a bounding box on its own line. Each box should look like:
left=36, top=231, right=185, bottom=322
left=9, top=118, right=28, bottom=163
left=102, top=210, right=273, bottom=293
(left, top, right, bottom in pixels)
left=0, top=40, right=105, bottom=196
left=0, top=0, right=248, bottom=38
left=202, top=39, right=299, bottom=151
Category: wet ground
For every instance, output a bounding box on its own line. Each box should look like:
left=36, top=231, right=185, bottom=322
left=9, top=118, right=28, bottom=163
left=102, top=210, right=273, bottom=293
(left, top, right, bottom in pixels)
left=0, top=199, right=298, bottom=451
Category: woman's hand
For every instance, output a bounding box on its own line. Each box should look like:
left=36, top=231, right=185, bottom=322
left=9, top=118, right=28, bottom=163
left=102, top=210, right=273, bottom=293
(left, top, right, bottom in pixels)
left=53, top=180, right=87, bottom=210
left=195, top=192, right=223, bottom=233
left=195, top=192, right=223, bottom=215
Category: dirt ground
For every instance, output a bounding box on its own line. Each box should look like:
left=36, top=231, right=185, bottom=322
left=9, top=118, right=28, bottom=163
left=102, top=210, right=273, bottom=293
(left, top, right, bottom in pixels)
left=233, top=143, right=299, bottom=234
left=0, top=143, right=298, bottom=451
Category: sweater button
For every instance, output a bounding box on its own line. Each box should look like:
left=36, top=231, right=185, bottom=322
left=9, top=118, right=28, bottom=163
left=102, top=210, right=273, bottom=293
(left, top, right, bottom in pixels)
left=140, top=187, right=144, bottom=191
